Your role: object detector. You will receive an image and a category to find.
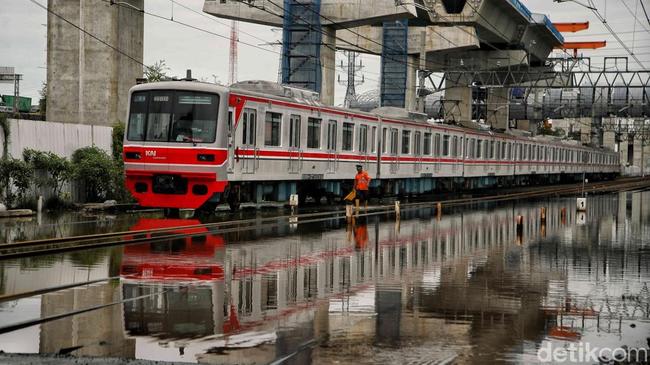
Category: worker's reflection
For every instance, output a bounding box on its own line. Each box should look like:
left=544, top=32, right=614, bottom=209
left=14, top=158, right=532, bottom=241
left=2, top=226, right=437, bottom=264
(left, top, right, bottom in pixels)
left=352, top=216, right=369, bottom=250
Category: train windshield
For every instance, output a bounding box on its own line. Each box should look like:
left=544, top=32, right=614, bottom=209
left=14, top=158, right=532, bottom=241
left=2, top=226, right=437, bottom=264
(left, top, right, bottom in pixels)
left=127, top=90, right=219, bottom=143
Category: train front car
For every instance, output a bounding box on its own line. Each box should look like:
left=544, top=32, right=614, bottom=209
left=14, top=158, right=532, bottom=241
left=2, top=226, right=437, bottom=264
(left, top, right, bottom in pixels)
left=123, top=81, right=230, bottom=210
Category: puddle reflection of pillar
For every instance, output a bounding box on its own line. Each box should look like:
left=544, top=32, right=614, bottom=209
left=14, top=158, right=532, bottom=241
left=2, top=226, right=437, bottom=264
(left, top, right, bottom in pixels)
left=618, top=191, right=627, bottom=225
left=313, top=302, right=330, bottom=342
left=212, top=280, right=225, bottom=335
left=375, top=287, right=401, bottom=347
left=631, top=192, right=641, bottom=233
left=252, top=274, right=262, bottom=320
left=516, top=215, right=524, bottom=245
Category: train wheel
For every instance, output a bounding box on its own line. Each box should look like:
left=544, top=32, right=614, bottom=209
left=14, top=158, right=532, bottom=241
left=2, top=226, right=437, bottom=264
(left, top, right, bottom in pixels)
left=164, top=208, right=180, bottom=218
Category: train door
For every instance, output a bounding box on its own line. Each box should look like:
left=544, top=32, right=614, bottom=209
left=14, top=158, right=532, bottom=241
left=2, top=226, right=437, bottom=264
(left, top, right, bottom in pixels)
left=227, top=109, right=235, bottom=173
left=241, top=108, right=258, bottom=174
left=358, top=124, right=369, bottom=170
left=288, top=114, right=302, bottom=174
left=326, top=119, right=338, bottom=173
left=414, top=131, right=422, bottom=173
left=434, top=133, right=441, bottom=174
left=389, top=128, right=399, bottom=174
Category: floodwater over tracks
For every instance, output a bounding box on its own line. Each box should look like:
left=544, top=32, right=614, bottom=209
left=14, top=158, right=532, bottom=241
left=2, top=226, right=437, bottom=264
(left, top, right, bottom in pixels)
left=0, top=191, right=649, bottom=364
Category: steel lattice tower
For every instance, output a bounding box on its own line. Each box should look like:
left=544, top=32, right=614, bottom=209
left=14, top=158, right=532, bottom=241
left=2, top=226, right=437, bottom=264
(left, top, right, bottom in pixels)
left=337, top=51, right=365, bottom=108
left=228, top=20, right=238, bottom=85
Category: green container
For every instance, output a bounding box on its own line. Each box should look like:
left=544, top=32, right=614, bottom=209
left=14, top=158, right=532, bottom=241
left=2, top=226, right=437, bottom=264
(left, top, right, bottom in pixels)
left=1, top=95, right=32, bottom=113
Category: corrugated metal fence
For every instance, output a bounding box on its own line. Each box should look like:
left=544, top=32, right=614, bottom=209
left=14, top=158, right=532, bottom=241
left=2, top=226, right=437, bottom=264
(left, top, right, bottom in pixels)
left=1, top=118, right=113, bottom=203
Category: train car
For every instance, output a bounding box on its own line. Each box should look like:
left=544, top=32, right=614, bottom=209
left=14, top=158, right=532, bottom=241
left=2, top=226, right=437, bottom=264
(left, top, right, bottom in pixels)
left=122, top=79, right=620, bottom=212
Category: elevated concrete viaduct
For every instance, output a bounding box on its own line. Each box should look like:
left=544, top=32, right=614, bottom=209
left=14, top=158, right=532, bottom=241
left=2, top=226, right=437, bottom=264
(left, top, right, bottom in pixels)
left=204, top=0, right=563, bottom=125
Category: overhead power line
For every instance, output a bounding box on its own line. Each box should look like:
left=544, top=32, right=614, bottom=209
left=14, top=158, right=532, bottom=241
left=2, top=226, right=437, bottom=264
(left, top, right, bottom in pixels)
left=105, top=0, right=383, bottom=84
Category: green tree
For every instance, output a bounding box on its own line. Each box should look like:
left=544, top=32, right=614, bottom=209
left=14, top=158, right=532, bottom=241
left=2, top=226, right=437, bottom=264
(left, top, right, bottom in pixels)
left=0, top=113, right=9, bottom=159
left=23, top=149, right=73, bottom=199
left=112, top=121, right=125, bottom=161
left=144, top=60, right=169, bottom=82
left=72, top=147, right=116, bottom=202
left=0, top=158, right=34, bottom=208
left=110, top=121, right=133, bottom=203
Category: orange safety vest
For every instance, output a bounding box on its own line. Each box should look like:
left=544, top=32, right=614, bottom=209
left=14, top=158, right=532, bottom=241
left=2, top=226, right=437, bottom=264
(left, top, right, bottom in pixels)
left=355, top=171, right=371, bottom=191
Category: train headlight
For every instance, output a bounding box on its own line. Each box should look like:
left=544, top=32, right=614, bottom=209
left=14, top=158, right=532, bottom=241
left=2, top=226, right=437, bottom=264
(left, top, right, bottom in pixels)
left=125, top=152, right=141, bottom=160
left=197, top=154, right=215, bottom=162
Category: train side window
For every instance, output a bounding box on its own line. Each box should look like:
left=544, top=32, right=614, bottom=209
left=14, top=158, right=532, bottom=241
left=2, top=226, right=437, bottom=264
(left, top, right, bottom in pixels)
left=442, top=135, right=450, bottom=156
left=402, top=130, right=411, bottom=154
left=326, top=120, right=337, bottom=151
left=381, top=128, right=388, bottom=153
left=289, top=114, right=301, bottom=148
left=414, top=132, right=422, bottom=156
left=127, top=92, right=147, bottom=141
left=342, top=122, right=354, bottom=151
left=264, top=112, right=282, bottom=147
left=495, top=141, right=500, bottom=159
left=459, top=137, right=463, bottom=157
left=371, top=126, right=377, bottom=153
left=489, top=141, right=495, bottom=159
left=434, top=133, right=441, bottom=157
left=466, top=138, right=473, bottom=158
left=358, top=124, right=368, bottom=153
left=424, top=133, right=432, bottom=155
left=307, top=117, right=321, bottom=149
left=501, top=142, right=507, bottom=160
left=477, top=139, right=482, bottom=159
left=242, top=108, right=257, bottom=146
left=390, top=128, right=399, bottom=155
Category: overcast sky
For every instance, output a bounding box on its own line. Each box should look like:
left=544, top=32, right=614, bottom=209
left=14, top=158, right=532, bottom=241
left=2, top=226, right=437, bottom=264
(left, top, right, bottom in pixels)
left=1, top=0, right=649, bottom=103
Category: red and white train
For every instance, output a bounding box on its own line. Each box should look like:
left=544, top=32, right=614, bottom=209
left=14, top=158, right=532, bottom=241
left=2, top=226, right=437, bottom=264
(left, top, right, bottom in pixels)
left=122, top=79, right=620, bottom=211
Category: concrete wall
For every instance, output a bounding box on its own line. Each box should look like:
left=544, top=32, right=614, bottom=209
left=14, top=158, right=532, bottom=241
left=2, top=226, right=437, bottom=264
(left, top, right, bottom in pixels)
left=4, top=119, right=112, bottom=159
left=47, top=0, right=144, bottom=126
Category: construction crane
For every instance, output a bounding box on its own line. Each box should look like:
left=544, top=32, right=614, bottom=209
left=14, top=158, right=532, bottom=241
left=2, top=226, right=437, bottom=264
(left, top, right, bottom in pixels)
left=228, top=20, right=238, bottom=85
left=553, top=22, right=606, bottom=58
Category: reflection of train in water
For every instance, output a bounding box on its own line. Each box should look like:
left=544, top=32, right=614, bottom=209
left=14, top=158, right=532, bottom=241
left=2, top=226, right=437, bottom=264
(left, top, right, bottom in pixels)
left=118, top=199, right=616, bottom=342
left=121, top=219, right=226, bottom=339
left=122, top=80, right=620, bottom=212
left=120, top=218, right=224, bottom=281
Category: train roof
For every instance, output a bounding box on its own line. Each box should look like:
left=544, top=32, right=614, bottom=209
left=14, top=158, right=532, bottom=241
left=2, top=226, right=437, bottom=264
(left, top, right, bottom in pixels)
left=130, top=80, right=615, bottom=154
left=129, top=80, right=229, bottom=95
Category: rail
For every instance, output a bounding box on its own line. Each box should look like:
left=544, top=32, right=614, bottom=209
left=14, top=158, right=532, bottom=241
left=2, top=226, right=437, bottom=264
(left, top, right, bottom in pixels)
left=1, top=177, right=648, bottom=260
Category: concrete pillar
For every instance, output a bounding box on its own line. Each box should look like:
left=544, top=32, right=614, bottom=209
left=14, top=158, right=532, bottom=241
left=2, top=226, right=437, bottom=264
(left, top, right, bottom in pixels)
left=633, top=138, right=643, bottom=171
left=405, top=55, right=417, bottom=112
left=579, top=117, right=591, bottom=145
left=444, top=81, right=472, bottom=123
left=47, top=0, right=144, bottom=126
left=603, top=130, right=616, bottom=151
left=487, top=88, right=510, bottom=130
left=619, top=134, right=629, bottom=166
left=320, top=27, right=336, bottom=106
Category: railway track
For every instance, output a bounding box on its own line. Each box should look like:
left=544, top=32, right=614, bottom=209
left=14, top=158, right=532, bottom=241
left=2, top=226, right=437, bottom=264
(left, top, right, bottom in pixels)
left=1, top=177, right=649, bottom=260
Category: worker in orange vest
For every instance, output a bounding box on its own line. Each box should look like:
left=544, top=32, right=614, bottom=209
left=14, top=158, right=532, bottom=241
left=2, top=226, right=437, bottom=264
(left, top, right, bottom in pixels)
left=354, top=164, right=371, bottom=209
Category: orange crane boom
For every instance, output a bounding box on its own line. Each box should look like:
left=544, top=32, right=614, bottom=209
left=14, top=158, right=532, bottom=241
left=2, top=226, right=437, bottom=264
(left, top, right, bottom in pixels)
left=556, top=41, right=607, bottom=57
left=553, top=22, right=590, bottom=33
